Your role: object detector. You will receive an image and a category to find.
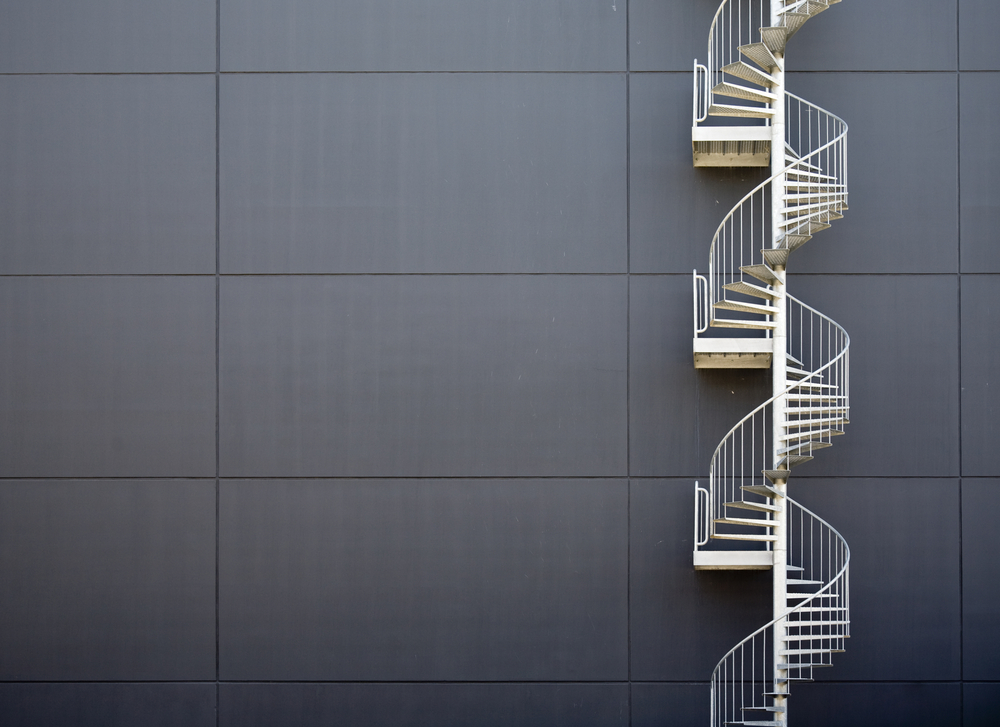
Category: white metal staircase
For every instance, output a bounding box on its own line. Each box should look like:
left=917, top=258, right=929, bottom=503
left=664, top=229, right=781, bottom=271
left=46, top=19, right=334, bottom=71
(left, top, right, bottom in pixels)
left=689, top=2, right=851, bottom=726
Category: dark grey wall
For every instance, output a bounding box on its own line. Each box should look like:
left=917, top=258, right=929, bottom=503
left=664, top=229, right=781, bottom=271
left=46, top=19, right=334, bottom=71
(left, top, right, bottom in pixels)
left=0, top=1, right=996, bottom=725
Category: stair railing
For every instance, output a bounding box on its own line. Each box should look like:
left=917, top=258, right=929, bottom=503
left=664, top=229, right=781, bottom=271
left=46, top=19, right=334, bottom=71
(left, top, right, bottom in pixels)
left=693, top=94, right=847, bottom=338
left=709, top=498, right=850, bottom=727
left=693, top=0, right=770, bottom=127
left=694, top=295, right=849, bottom=546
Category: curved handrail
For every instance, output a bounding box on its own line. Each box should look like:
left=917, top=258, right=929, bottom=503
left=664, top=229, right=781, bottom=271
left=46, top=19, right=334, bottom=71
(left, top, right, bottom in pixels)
left=699, top=294, right=849, bottom=537
left=696, top=94, right=848, bottom=335
left=695, top=0, right=770, bottom=128
left=710, top=497, right=851, bottom=726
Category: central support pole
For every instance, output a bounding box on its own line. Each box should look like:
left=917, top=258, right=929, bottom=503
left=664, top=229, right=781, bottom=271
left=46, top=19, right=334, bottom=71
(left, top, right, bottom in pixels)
left=769, top=2, right=788, bottom=723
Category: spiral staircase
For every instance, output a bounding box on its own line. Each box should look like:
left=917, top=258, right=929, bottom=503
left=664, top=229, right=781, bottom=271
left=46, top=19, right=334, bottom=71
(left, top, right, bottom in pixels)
left=689, top=2, right=851, bottom=726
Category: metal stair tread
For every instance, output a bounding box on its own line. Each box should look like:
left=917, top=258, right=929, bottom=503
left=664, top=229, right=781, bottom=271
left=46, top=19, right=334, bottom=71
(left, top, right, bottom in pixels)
left=715, top=299, right=779, bottom=316
left=744, top=483, right=786, bottom=498
left=713, top=81, right=779, bottom=104
left=786, top=578, right=823, bottom=585
left=784, top=157, right=823, bottom=173
left=779, top=428, right=837, bottom=441
left=724, top=280, right=779, bottom=301
left=777, top=454, right=814, bottom=468
left=710, top=317, right=779, bottom=330
left=722, top=61, right=777, bottom=88
left=710, top=103, right=775, bottom=119
left=711, top=532, right=779, bottom=542
left=725, top=722, right=781, bottom=727
left=741, top=263, right=782, bottom=285
left=778, top=662, right=832, bottom=670
left=776, top=440, right=832, bottom=456
left=784, top=416, right=849, bottom=428
left=738, top=42, right=779, bottom=70
left=759, top=26, right=788, bottom=54
left=785, top=169, right=838, bottom=182
left=761, top=248, right=789, bottom=268
left=744, top=706, right=785, bottom=713
left=726, top=499, right=782, bottom=514
left=762, top=470, right=791, bottom=484
left=714, top=516, right=778, bottom=529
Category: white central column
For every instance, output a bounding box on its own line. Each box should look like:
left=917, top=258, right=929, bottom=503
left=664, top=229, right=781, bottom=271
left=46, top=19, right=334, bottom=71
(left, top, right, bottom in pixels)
left=769, top=1, right=789, bottom=722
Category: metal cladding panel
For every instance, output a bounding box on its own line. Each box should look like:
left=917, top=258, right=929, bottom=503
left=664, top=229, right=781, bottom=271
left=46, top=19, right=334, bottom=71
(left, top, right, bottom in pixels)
left=960, top=0, right=1000, bottom=70
left=790, top=0, right=957, bottom=71
left=0, top=75, right=216, bottom=275
left=961, top=276, right=1000, bottom=474
left=960, top=73, right=1000, bottom=272
left=220, top=73, right=626, bottom=274
left=219, top=275, right=627, bottom=477
left=219, top=683, right=629, bottom=727
left=0, top=277, right=217, bottom=477
left=629, top=480, right=771, bottom=680
left=791, top=683, right=961, bottom=727
left=0, top=481, right=216, bottom=681
left=792, top=479, right=961, bottom=681
left=221, top=0, right=625, bottom=72
left=964, top=683, right=1000, bottom=727
left=786, top=72, right=958, bottom=274
left=0, top=684, right=216, bottom=727
left=0, top=0, right=215, bottom=72
left=628, top=684, right=707, bottom=727
left=961, top=480, right=1000, bottom=679
left=219, top=479, right=628, bottom=681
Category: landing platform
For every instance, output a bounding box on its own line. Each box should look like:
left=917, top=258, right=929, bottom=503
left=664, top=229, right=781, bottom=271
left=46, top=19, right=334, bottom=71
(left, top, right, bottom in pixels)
left=692, top=126, right=771, bottom=167
left=693, top=337, right=772, bottom=368
left=694, top=550, right=773, bottom=570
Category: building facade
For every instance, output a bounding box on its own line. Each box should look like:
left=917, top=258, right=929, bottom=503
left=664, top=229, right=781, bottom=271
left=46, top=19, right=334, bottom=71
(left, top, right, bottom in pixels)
left=0, top=1, right=997, bottom=725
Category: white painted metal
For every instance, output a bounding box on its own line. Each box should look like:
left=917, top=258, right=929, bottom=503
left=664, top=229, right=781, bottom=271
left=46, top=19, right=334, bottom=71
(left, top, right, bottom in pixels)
left=689, top=2, right=851, bottom=726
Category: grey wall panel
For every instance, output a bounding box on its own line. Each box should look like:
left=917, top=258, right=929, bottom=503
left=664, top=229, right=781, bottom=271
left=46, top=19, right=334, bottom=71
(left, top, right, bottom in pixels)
left=0, top=277, right=216, bottom=477
left=787, top=72, right=958, bottom=274
left=785, top=275, right=959, bottom=478
left=794, top=683, right=961, bottom=727
left=220, top=275, right=627, bottom=477
left=960, top=276, right=1000, bottom=475
left=965, top=683, right=1000, bottom=727
left=0, top=481, right=216, bottom=680
left=630, top=480, right=772, bottom=680
left=629, top=275, right=771, bottom=477
left=219, top=479, right=628, bottom=681
left=219, top=683, right=629, bottom=727
left=220, top=73, right=626, bottom=274
left=630, top=683, right=705, bottom=727
left=793, top=479, right=961, bottom=681
left=0, top=684, right=216, bottom=727
left=791, top=0, right=956, bottom=71
left=628, top=0, right=734, bottom=72
left=960, top=0, right=1000, bottom=70
left=0, top=76, right=216, bottom=274
left=221, top=0, right=625, bottom=72
left=962, top=480, right=1000, bottom=679
left=629, top=276, right=700, bottom=476
left=629, top=72, right=768, bottom=274
left=0, top=1, right=215, bottom=72
left=960, top=73, right=1000, bottom=272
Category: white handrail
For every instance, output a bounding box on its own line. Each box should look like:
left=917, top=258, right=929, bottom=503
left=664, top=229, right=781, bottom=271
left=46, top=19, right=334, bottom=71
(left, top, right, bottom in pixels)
left=710, top=497, right=851, bottom=726
left=698, top=295, right=849, bottom=542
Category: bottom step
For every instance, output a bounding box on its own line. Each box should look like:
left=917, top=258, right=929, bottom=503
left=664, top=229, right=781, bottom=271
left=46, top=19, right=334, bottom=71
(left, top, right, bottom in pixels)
left=694, top=550, right=772, bottom=570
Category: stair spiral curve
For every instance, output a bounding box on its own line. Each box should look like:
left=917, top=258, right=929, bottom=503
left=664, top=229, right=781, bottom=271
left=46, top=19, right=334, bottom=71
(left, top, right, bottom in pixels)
left=690, top=2, right=852, bottom=726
